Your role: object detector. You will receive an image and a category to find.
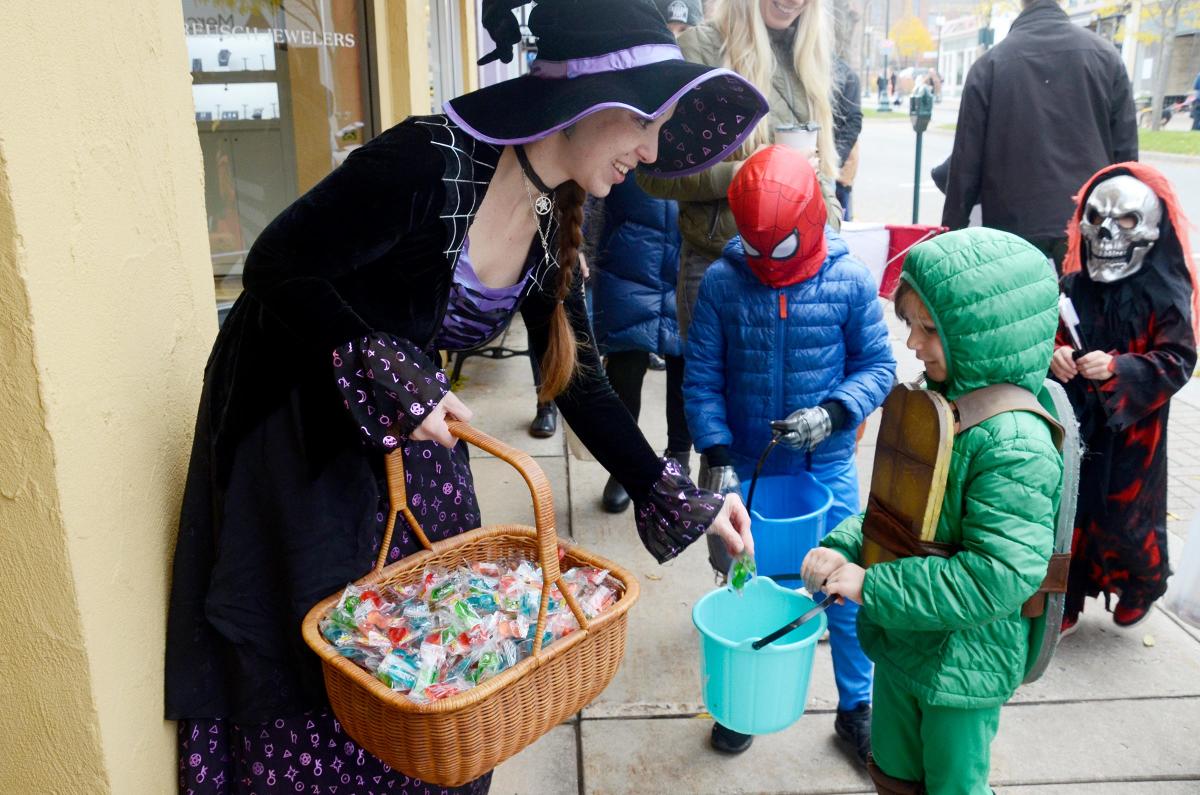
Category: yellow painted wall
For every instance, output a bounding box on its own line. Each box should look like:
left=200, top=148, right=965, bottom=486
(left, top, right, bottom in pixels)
left=374, top=0, right=433, bottom=127
left=459, top=0, right=480, bottom=93
left=0, top=2, right=215, bottom=792
left=288, top=44, right=333, bottom=194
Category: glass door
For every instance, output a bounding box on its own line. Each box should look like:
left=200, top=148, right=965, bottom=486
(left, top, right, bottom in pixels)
left=182, top=0, right=374, bottom=320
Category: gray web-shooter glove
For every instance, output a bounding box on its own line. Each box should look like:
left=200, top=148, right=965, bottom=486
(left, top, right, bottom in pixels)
left=698, top=462, right=741, bottom=496
left=770, top=406, right=832, bottom=451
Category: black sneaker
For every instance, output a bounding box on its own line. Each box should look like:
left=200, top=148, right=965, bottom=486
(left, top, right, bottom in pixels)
left=834, top=702, right=871, bottom=766
left=710, top=722, right=753, bottom=754
left=529, top=402, right=557, bottom=438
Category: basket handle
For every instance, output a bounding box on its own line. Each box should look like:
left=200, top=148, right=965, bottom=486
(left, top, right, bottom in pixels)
left=374, top=420, right=591, bottom=650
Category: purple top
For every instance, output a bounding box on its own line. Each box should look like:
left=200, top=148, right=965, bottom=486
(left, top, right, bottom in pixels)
left=432, top=237, right=532, bottom=352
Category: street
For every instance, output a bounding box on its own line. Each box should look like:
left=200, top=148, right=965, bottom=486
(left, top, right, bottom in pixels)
left=851, top=100, right=1200, bottom=237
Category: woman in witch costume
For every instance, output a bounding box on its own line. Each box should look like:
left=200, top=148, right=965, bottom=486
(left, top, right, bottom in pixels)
left=165, top=2, right=767, bottom=793
left=1051, top=162, right=1199, bottom=634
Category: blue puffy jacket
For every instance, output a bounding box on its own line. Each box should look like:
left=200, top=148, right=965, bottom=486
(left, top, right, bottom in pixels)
left=590, top=179, right=683, bottom=357
left=684, top=231, right=896, bottom=474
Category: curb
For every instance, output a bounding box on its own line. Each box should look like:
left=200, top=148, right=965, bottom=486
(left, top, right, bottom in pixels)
left=1141, top=150, right=1200, bottom=163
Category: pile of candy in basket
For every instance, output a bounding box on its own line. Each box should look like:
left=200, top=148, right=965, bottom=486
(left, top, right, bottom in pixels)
left=320, top=559, right=620, bottom=702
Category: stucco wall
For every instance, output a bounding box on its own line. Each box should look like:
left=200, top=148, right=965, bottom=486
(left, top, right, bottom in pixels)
left=0, top=3, right=215, bottom=792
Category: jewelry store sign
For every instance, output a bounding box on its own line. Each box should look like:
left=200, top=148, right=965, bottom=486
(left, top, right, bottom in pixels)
left=184, top=14, right=357, bottom=48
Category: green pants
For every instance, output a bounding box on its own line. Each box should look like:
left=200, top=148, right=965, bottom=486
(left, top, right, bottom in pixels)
left=871, top=665, right=1001, bottom=795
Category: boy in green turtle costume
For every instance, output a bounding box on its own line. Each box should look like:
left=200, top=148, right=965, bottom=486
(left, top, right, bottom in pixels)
left=802, top=228, right=1066, bottom=794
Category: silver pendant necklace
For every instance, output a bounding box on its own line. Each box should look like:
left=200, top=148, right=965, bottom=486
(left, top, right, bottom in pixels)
left=513, top=144, right=556, bottom=277
left=523, top=173, right=556, bottom=271
left=515, top=144, right=554, bottom=216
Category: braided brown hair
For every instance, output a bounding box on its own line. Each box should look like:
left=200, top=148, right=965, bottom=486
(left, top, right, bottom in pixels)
left=537, top=180, right=586, bottom=401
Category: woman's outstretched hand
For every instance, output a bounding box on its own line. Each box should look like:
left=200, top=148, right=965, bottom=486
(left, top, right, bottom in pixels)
left=410, top=391, right=474, bottom=447
left=706, top=491, right=754, bottom=558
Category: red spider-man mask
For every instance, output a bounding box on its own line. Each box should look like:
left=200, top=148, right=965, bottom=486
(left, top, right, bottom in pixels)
left=727, top=145, right=828, bottom=288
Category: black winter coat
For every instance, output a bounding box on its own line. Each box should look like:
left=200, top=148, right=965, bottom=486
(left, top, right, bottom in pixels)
left=832, top=58, right=863, bottom=167
left=941, top=0, right=1138, bottom=239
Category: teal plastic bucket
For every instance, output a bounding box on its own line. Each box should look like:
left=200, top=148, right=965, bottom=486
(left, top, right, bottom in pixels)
left=692, top=576, right=826, bottom=735
left=742, top=472, right=834, bottom=584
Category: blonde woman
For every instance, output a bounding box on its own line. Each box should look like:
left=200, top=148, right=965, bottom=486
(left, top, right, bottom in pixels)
left=641, top=0, right=871, bottom=763
left=639, top=0, right=842, bottom=343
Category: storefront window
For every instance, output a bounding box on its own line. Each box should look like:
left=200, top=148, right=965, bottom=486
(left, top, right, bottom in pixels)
left=428, top=0, right=464, bottom=109
left=183, top=0, right=373, bottom=320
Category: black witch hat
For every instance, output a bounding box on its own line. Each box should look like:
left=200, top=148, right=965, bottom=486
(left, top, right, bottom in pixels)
left=445, top=0, right=768, bottom=177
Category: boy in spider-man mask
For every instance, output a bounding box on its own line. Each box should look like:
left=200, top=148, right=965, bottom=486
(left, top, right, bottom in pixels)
left=684, top=145, right=895, bottom=759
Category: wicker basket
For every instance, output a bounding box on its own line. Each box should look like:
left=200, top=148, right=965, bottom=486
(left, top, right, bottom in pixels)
left=301, top=420, right=640, bottom=787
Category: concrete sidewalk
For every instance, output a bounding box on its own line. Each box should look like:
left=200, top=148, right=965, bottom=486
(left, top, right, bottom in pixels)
left=451, top=308, right=1200, bottom=794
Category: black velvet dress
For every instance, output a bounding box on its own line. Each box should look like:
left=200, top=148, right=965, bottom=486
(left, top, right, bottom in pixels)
left=167, top=116, right=723, bottom=794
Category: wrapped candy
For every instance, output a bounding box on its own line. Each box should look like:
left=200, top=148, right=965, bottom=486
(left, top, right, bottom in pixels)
left=319, top=557, right=621, bottom=702
left=727, top=553, right=756, bottom=594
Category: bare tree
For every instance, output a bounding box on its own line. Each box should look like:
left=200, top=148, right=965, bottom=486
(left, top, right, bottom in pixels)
left=1142, top=0, right=1200, bottom=130
left=832, top=0, right=861, bottom=62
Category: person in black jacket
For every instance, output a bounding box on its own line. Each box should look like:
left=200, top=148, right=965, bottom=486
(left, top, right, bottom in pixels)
left=833, top=57, right=863, bottom=221
left=941, top=0, right=1138, bottom=273
left=165, top=2, right=764, bottom=793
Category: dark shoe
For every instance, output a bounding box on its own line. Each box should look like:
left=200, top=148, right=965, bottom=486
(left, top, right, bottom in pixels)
left=867, top=753, right=923, bottom=794
left=602, top=475, right=631, bottom=513
left=529, top=402, right=557, bottom=438
left=648, top=353, right=667, bottom=371
left=710, top=723, right=753, bottom=754
left=665, top=448, right=691, bottom=478
left=1113, top=597, right=1154, bottom=628
left=835, top=702, right=872, bottom=766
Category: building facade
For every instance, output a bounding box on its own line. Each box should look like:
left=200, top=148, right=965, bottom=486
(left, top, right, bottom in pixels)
left=0, top=2, right=488, bottom=791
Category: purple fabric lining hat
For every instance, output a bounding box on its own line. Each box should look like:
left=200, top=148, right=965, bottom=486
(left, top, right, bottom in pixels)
left=445, top=0, right=768, bottom=177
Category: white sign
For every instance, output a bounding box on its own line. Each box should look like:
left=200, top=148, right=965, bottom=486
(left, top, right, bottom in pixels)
left=185, top=20, right=358, bottom=48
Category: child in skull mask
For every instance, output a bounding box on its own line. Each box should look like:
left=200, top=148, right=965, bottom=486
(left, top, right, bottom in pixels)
left=684, top=145, right=895, bottom=760
left=1051, top=163, right=1199, bottom=631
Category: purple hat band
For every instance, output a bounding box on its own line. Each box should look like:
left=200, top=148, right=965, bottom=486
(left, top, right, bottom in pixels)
left=529, top=43, right=683, bottom=79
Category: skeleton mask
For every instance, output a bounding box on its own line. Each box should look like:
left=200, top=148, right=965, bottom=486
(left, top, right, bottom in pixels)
left=1079, top=175, right=1162, bottom=283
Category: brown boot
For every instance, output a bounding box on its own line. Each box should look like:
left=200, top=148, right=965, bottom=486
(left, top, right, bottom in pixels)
left=867, top=754, right=924, bottom=795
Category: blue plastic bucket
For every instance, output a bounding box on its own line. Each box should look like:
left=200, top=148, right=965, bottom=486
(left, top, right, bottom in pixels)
left=742, top=472, right=834, bottom=584
left=692, top=576, right=826, bottom=734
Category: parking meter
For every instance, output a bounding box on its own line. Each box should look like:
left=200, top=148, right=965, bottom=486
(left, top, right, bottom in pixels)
left=910, top=86, right=934, bottom=222
left=909, top=86, right=934, bottom=133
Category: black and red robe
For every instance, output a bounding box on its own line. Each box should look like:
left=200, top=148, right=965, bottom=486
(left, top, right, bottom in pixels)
left=1058, top=163, right=1199, bottom=616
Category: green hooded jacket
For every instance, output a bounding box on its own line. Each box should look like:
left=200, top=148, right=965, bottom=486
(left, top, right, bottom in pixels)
left=635, top=23, right=841, bottom=262
left=821, top=228, right=1063, bottom=709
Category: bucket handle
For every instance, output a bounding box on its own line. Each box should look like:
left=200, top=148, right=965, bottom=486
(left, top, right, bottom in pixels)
left=375, top=420, right=590, bottom=652
left=745, top=436, right=814, bottom=584
left=744, top=436, right=813, bottom=518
